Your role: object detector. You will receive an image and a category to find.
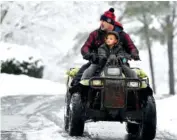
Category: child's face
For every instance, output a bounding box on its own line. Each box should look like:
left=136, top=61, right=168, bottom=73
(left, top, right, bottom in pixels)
left=105, top=35, right=118, bottom=47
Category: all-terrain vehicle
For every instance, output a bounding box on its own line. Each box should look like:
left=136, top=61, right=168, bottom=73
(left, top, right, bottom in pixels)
left=64, top=52, right=157, bottom=140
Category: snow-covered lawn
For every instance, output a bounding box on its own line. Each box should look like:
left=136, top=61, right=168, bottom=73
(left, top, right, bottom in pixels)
left=0, top=74, right=66, bottom=96
left=156, top=95, right=177, bottom=135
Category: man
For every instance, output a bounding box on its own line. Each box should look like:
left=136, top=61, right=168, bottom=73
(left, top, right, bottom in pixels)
left=70, top=8, right=139, bottom=93
left=70, top=8, right=116, bottom=88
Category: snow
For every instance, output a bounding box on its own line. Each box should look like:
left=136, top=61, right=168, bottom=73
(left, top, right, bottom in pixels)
left=1, top=2, right=177, bottom=139
left=1, top=115, right=27, bottom=131
left=156, top=95, right=177, bottom=135
left=0, top=42, right=43, bottom=64
left=0, top=73, right=177, bottom=139
left=0, top=1, right=126, bottom=81
left=0, top=74, right=66, bottom=97
left=129, top=42, right=170, bottom=95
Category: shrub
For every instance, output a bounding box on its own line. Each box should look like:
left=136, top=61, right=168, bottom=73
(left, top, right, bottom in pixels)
left=1, top=57, right=44, bottom=78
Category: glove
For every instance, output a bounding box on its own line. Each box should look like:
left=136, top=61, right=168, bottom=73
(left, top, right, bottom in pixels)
left=83, top=53, right=98, bottom=63
left=90, top=53, right=99, bottom=63
left=83, top=53, right=90, bottom=60
left=131, top=50, right=140, bottom=60
left=99, top=57, right=107, bottom=67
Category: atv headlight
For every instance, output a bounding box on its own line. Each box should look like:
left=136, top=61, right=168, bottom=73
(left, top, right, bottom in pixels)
left=91, top=80, right=103, bottom=86
left=127, top=81, right=140, bottom=88
left=107, top=68, right=120, bottom=75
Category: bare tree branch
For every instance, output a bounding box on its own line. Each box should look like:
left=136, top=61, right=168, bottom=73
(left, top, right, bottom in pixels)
left=16, top=3, right=24, bottom=10
left=173, top=2, right=177, bottom=24
left=0, top=9, right=8, bottom=24
left=114, top=2, right=127, bottom=22
left=172, top=2, right=176, bottom=23
left=118, top=12, right=125, bottom=22
left=121, top=19, right=137, bottom=24
left=174, top=30, right=177, bottom=37
left=137, top=17, right=145, bottom=24
left=157, top=17, right=166, bottom=30
left=117, top=8, right=127, bottom=22
left=0, top=3, right=9, bottom=24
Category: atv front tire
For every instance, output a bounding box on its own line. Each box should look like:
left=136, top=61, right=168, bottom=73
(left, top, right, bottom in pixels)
left=126, top=122, right=139, bottom=135
left=138, top=96, right=157, bottom=140
left=68, top=93, right=85, bottom=136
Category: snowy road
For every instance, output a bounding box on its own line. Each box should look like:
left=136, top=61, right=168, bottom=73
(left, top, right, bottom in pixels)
left=1, top=95, right=177, bottom=140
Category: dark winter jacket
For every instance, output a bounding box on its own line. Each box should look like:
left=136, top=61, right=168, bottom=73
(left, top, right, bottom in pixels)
left=97, top=43, right=126, bottom=68
left=81, top=28, right=139, bottom=60
left=98, top=43, right=124, bottom=61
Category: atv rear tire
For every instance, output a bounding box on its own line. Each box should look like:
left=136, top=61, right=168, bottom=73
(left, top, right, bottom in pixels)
left=138, top=96, right=157, bottom=140
left=68, top=93, right=85, bottom=136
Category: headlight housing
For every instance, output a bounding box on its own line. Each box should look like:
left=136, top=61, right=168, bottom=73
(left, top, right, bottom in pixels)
left=127, top=81, right=140, bottom=88
left=91, top=80, right=103, bottom=86
left=107, top=68, right=121, bottom=75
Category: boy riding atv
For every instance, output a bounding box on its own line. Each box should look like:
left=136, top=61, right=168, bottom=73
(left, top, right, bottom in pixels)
left=82, top=31, right=138, bottom=80
left=65, top=31, right=157, bottom=139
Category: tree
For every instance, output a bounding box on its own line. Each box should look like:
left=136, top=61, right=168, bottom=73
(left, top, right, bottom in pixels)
left=125, top=2, right=159, bottom=94
left=153, top=1, right=177, bottom=95
left=0, top=2, right=9, bottom=24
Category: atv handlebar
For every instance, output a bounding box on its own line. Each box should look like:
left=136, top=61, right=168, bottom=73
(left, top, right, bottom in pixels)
left=116, top=53, right=132, bottom=60
left=117, top=53, right=141, bottom=61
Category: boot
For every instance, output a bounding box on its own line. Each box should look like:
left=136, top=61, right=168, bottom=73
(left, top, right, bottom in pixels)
left=69, top=81, right=82, bottom=94
left=71, top=79, right=79, bottom=87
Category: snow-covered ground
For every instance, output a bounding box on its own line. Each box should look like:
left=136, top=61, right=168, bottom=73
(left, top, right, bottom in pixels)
left=156, top=95, right=177, bottom=135
left=1, top=74, right=177, bottom=140
left=0, top=74, right=66, bottom=96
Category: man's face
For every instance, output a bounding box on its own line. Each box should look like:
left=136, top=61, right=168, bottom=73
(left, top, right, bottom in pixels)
left=100, top=20, right=114, bottom=31
left=105, top=34, right=118, bottom=47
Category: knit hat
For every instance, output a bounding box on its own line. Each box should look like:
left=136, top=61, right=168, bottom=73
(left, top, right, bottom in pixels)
left=106, top=31, right=120, bottom=42
left=100, top=8, right=116, bottom=25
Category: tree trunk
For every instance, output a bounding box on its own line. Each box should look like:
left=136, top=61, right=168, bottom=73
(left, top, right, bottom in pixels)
left=0, top=6, right=8, bottom=24
left=166, top=16, right=175, bottom=95
left=142, top=12, right=156, bottom=94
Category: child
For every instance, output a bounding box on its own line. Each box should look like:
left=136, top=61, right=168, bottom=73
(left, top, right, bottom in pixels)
left=97, top=31, right=122, bottom=70
left=81, top=31, right=121, bottom=79
left=97, top=31, right=138, bottom=78
left=81, top=31, right=137, bottom=79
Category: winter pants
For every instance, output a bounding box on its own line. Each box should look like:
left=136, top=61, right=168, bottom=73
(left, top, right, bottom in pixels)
left=81, top=64, right=138, bottom=79
left=72, top=62, right=91, bottom=84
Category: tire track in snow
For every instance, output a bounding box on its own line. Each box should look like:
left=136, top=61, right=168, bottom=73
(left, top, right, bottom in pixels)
left=1, top=131, right=27, bottom=140
left=1, top=95, right=177, bottom=140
